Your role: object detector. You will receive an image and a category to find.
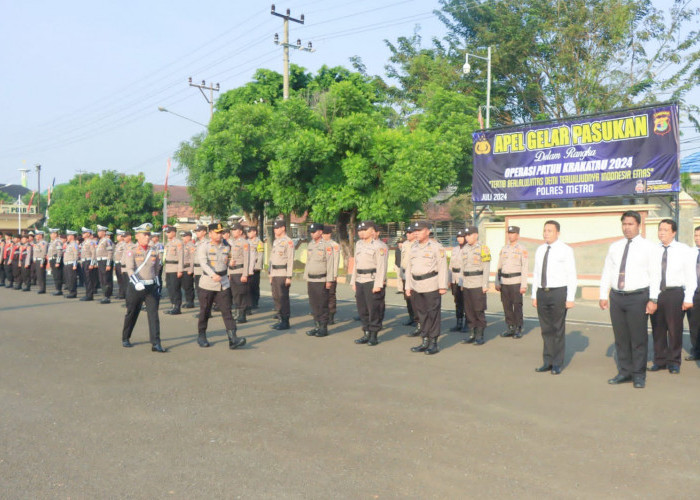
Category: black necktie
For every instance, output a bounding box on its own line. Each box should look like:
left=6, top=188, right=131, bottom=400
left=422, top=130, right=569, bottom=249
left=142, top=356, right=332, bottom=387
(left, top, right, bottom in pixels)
left=541, top=245, right=550, bottom=288
left=661, top=246, right=668, bottom=291
left=617, top=239, right=631, bottom=290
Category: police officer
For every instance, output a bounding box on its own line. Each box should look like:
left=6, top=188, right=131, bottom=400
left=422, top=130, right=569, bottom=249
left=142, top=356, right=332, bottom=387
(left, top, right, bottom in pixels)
left=79, top=227, right=97, bottom=301
left=32, top=230, right=48, bottom=294
left=495, top=226, right=529, bottom=339
left=9, top=234, right=21, bottom=289
left=95, top=225, right=114, bottom=304
left=121, top=223, right=166, bottom=352
left=304, top=223, right=335, bottom=337
left=163, top=226, right=184, bottom=315
left=351, top=220, right=388, bottom=346
left=0, top=232, right=5, bottom=286
left=1, top=232, right=13, bottom=288
left=405, top=221, right=449, bottom=355
left=460, top=226, right=491, bottom=345
left=228, top=222, right=251, bottom=323
left=150, top=232, right=165, bottom=282
left=181, top=230, right=196, bottom=308
left=120, top=232, right=134, bottom=300
left=196, top=222, right=246, bottom=349
left=193, top=224, right=208, bottom=294
left=28, top=232, right=37, bottom=285
left=322, top=226, right=340, bottom=324
left=113, top=229, right=126, bottom=299
left=401, top=227, right=420, bottom=334
left=247, top=226, right=264, bottom=310
left=19, top=234, right=32, bottom=291
left=47, top=228, right=64, bottom=295
left=269, top=219, right=295, bottom=330
left=449, top=229, right=466, bottom=332
left=63, top=230, right=80, bottom=298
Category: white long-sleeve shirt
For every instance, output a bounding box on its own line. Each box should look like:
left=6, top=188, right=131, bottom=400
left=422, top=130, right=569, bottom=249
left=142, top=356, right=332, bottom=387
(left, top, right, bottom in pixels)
left=599, top=235, right=660, bottom=300
left=655, top=240, right=697, bottom=303
left=532, top=239, right=577, bottom=302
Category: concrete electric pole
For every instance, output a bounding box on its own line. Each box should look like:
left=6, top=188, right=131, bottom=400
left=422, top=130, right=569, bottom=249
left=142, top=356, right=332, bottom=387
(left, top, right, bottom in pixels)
left=271, top=4, right=314, bottom=100
left=188, top=78, right=220, bottom=119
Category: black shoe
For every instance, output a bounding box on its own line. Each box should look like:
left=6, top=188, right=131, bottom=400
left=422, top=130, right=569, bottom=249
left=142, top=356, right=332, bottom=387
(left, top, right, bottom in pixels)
left=151, top=343, right=167, bottom=353
left=122, top=340, right=133, bottom=348
left=37, top=290, right=46, bottom=294
left=355, top=331, right=370, bottom=344
left=237, top=309, right=247, bottom=324
left=425, top=339, right=439, bottom=355
left=535, top=364, right=553, bottom=373
left=367, top=331, right=379, bottom=346
left=229, top=337, right=246, bottom=349
left=411, top=337, right=429, bottom=353
left=406, top=323, right=421, bottom=337
left=315, top=324, right=328, bottom=337
left=608, top=374, right=632, bottom=385
left=272, top=318, right=290, bottom=330
left=501, top=325, right=515, bottom=337
left=462, top=336, right=476, bottom=344
left=80, top=296, right=93, bottom=302
left=474, top=338, right=485, bottom=346
left=66, top=293, right=77, bottom=299
left=52, top=291, right=63, bottom=296
left=668, top=365, right=680, bottom=374
left=100, top=298, right=111, bottom=304
left=197, top=336, right=210, bottom=348
left=306, top=322, right=320, bottom=337
left=450, top=318, right=464, bottom=332
left=22, top=288, right=30, bottom=292
left=685, top=354, right=700, bottom=361
left=328, top=313, right=335, bottom=325
left=551, top=366, right=562, bottom=375
left=513, top=328, right=523, bottom=339
left=165, top=308, right=181, bottom=315
left=633, top=378, right=646, bottom=389
left=649, top=364, right=666, bottom=372
left=353, top=316, right=361, bottom=321
left=403, top=318, right=416, bottom=326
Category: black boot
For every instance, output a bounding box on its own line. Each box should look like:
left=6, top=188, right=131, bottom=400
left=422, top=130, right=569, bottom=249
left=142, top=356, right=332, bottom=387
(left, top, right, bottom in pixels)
left=367, top=330, right=379, bottom=346
left=227, top=329, right=246, bottom=349
left=237, top=308, right=247, bottom=324
left=514, top=326, right=523, bottom=339
left=100, top=297, right=111, bottom=304
left=52, top=291, right=63, bottom=296
left=406, top=322, right=421, bottom=337
left=411, top=337, right=429, bottom=352
left=165, top=306, right=181, bottom=315
left=151, top=343, right=167, bottom=353
left=272, top=316, right=290, bottom=330
left=450, top=317, right=463, bottom=332
left=475, top=327, right=485, bottom=345
left=462, top=328, right=476, bottom=344
left=425, top=338, right=439, bottom=355
left=306, top=321, right=320, bottom=336
left=315, top=323, right=328, bottom=337
left=329, top=313, right=335, bottom=325
left=354, top=330, right=370, bottom=344
left=501, top=325, right=515, bottom=337
left=197, top=333, right=210, bottom=348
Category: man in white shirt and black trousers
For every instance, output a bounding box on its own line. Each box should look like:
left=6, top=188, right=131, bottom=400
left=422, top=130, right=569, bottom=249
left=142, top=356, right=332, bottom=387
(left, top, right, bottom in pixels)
left=531, top=220, right=577, bottom=375
left=649, top=219, right=695, bottom=374
left=600, top=211, right=659, bottom=389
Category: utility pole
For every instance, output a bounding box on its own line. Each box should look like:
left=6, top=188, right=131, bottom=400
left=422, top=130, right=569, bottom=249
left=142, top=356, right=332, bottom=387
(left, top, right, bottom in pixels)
left=35, top=164, right=41, bottom=217
left=188, top=78, right=220, bottom=119
left=271, top=4, right=314, bottom=100
left=76, top=169, right=87, bottom=186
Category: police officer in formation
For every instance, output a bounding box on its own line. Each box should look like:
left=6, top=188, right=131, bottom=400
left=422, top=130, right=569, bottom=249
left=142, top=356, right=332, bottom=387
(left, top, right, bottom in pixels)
left=321, top=226, right=340, bottom=324
left=228, top=222, right=251, bottom=323
left=180, top=229, right=196, bottom=309
left=32, top=230, right=49, bottom=294
left=95, top=225, right=114, bottom=304
left=80, top=227, right=98, bottom=301
left=18, top=233, right=32, bottom=291
left=62, top=230, right=80, bottom=298
left=163, top=225, right=184, bottom=315
left=269, top=219, right=294, bottom=330
left=460, top=226, right=491, bottom=345
left=400, top=226, right=419, bottom=333
left=448, top=228, right=466, bottom=333
left=495, top=226, right=528, bottom=339
left=405, top=221, right=448, bottom=355
left=247, top=226, right=264, bottom=311
left=304, top=223, right=335, bottom=338
left=192, top=224, right=208, bottom=291
left=47, top=228, right=64, bottom=295
left=0, top=232, right=6, bottom=286
left=121, top=223, right=166, bottom=352
left=113, top=229, right=126, bottom=300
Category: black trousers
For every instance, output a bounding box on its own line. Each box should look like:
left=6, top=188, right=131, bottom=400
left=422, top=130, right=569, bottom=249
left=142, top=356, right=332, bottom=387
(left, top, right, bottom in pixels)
left=250, top=270, right=261, bottom=307
left=4, top=262, right=12, bottom=286
left=462, top=287, right=487, bottom=329
left=308, top=281, right=330, bottom=324
left=198, top=288, right=236, bottom=333
left=0, top=261, right=5, bottom=285
left=165, top=272, right=182, bottom=308
left=689, top=289, right=700, bottom=357
left=83, top=263, right=97, bottom=298
left=609, top=289, right=649, bottom=378
left=97, top=261, right=113, bottom=298
left=50, top=260, right=63, bottom=292
left=500, top=283, right=524, bottom=328
left=536, top=287, right=567, bottom=367
left=355, top=282, right=384, bottom=333
left=21, top=264, right=31, bottom=290
left=12, top=262, right=22, bottom=288
left=271, top=276, right=291, bottom=318
left=64, top=265, right=78, bottom=294
left=650, top=287, right=684, bottom=367
left=194, top=274, right=201, bottom=293
left=182, top=272, right=195, bottom=305
left=327, top=280, right=337, bottom=314
left=34, top=260, right=46, bottom=292
left=229, top=274, right=250, bottom=309
left=115, top=264, right=124, bottom=298
left=30, top=259, right=37, bottom=284
left=122, top=283, right=161, bottom=344
left=412, top=290, right=441, bottom=339
left=402, top=279, right=416, bottom=320
left=450, top=283, right=463, bottom=318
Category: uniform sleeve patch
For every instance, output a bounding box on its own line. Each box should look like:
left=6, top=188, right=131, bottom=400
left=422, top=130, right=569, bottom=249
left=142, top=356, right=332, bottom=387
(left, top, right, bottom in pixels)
left=244, top=244, right=249, bottom=250
left=439, top=250, right=445, bottom=258
left=379, top=249, right=385, bottom=256
left=326, top=247, right=332, bottom=253
left=288, top=241, right=294, bottom=247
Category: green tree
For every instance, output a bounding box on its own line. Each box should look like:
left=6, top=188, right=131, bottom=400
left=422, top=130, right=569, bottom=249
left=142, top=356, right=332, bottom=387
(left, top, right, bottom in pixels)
left=48, top=171, right=166, bottom=230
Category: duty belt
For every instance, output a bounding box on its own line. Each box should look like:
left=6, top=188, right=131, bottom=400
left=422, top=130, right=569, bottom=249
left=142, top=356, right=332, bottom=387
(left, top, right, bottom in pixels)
left=463, top=270, right=482, bottom=277
left=96, top=257, right=108, bottom=261
left=412, top=270, right=438, bottom=281
left=451, top=268, right=460, bottom=273
left=308, top=273, right=327, bottom=279
left=214, top=271, right=227, bottom=277
left=611, top=287, right=648, bottom=296
left=500, top=272, right=521, bottom=278
left=64, top=261, right=76, bottom=265
left=229, top=264, right=244, bottom=270
left=194, top=263, right=201, bottom=267
left=165, top=260, right=178, bottom=264
left=661, top=286, right=684, bottom=292
left=34, top=258, right=44, bottom=261
left=271, top=264, right=287, bottom=269
left=356, top=268, right=376, bottom=274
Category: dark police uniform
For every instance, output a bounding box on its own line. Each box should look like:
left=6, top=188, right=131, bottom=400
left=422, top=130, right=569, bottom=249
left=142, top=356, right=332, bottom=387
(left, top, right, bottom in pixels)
left=80, top=228, right=98, bottom=301
left=113, top=230, right=126, bottom=299
left=323, top=226, right=340, bottom=324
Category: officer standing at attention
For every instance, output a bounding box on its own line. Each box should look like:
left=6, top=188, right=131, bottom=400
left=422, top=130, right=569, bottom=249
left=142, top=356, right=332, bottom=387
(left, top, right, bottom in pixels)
left=460, top=226, right=491, bottom=345
left=163, top=226, right=184, bottom=315
left=228, top=222, right=251, bottom=323
left=351, top=221, right=388, bottom=346
left=120, top=232, right=134, bottom=300
left=304, top=223, right=335, bottom=337
left=269, top=219, right=295, bottom=331
left=63, top=230, right=79, bottom=298
left=246, top=226, right=264, bottom=311
left=401, top=226, right=420, bottom=334
left=32, top=230, right=48, bottom=294
left=192, top=224, right=208, bottom=294
left=322, top=226, right=340, bottom=324
left=95, top=225, right=114, bottom=304
left=449, top=229, right=466, bottom=333
left=9, top=234, right=21, bottom=289
left=495, top=226, right=529, bottom=339
left=196, top=222, right=246, bottom=349
left=80, top=227, right=97, bottom=301
left=0, top=233, right=5, bottom=287
left=121, top=223, right=166, bottom=352
left=405, top=221, right=449, bottom=355
left=2, top=233, right=13, bottom=288
left=19, top=234, right=33, bottom=291
left=180, top=230, right=196, bottom=308
left=47, top=228, right=64, bottom=295
left=532, top=220, right=577, bottom=375
left=113, top=230, right=126, bottom=300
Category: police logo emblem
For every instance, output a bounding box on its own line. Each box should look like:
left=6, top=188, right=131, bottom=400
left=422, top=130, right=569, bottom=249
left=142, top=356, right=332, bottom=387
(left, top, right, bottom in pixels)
left=653, top=111, right=671, bottom=136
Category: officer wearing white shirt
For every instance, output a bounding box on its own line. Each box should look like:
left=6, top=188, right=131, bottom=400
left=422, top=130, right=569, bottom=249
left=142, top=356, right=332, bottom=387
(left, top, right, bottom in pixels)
left=649, top=219, right=696, bottom=374
left=600, top=211, right=659, bottom=389
left=687, top=226, right=700, bottom=363
left=531, top=220, right=577, bottom=375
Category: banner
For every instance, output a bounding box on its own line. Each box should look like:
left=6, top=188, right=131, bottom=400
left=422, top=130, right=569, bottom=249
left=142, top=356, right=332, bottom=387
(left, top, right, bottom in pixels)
left=472, top=104, right=680, bottom=203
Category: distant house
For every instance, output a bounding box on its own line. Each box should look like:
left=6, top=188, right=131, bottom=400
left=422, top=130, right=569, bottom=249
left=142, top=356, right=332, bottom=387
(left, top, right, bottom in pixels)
left=153, top=185, right=199, bottom=228
left=0, top=183, right=31, bottom=200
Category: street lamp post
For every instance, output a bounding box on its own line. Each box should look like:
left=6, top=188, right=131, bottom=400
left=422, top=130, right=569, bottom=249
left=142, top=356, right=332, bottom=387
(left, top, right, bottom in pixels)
left=463, top=46, right=492, bottom=129
left=157, top=107, right=208, bottom=128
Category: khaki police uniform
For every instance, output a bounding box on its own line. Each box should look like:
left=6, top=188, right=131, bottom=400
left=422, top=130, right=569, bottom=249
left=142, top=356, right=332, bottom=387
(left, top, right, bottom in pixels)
left=113, top=238, right=126, bottom=299
left=350, top=236, right=388, bottom=338
left=79, top=234, right=98, bottom=300
left=400, top=238, right=417, bottom=325
left=450, top=242, right=465, bottom=328
left=182, top=237, right=196, bottom=307
left=304, top=236, right=335, bottom=334
left=48, top=234, right=65, bottom=294
left=63, top=238, right=80, bottom=297
left=163, top=235, right=184, bottom=313
left=461, top=241, right=491, bottom=341
left=32, top=237, right=49, bottom=293
left=495, top=236, right=529, bottom=335
left=228, top=236, right=251, bottom=317
left=247, top=234, right=264, bottom=308
left=269, top=234, right=295, bottom=321
left=96, top=234, right=114, bottom=301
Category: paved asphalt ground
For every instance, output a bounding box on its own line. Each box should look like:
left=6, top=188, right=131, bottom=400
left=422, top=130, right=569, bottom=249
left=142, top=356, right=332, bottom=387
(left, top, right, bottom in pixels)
left=2, top=280, right=700, bottom=499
